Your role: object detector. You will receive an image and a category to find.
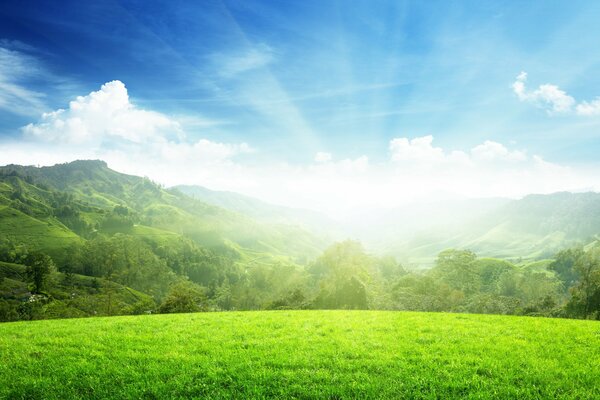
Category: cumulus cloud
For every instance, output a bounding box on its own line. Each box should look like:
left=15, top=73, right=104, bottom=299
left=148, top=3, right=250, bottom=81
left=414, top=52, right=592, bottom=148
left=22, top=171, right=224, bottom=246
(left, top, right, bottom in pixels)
left=377, top=135, right=593, bottom=215
left=390, top=135, right=444, bottom=163
left=2, top=80, right=598, bottom=218
left=389, top=136, right=526, bottom=166
left=470, top=140, right=526, bottom=162
left=575, top=98, right=600, bottom=116
left=22, top=80, right=181, bottom=144
left=513, top=71, right=600, bottom=116
left=7, top=80, right=252, bottom=184
left=512, top=72, right=575, bottom=114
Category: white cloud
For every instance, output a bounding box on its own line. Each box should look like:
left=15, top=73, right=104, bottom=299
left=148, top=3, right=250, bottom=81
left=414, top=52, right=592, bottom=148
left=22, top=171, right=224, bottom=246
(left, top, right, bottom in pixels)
left=512, top=71, right=575, bottom=114
left=2, top=80, right=599, bottom=219
left=20, top=80, right=253, bottom=162
left=389, top=135, right=445, bottom=163
left=513, top=71, right=600, bottom=116
left=575, top=98, right=600, bottom=116
left=471, top=140, right=526, bottom=162
left=22, top=80, right=181, bottom=144
left=389, top=136, right=526, bottom=166
left=6, top=81, right=252, bottom=187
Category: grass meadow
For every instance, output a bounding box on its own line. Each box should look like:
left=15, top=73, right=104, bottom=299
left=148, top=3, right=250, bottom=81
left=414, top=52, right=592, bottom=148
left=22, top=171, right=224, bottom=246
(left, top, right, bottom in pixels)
left=0, top=310, right=598, bottom=399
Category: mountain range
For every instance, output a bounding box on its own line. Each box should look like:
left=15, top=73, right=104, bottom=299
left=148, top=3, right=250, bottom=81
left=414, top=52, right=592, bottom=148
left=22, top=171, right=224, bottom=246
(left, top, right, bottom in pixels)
left=0, top=160, right=326, bottom=265
left=1, top=160, right=600, bottom=267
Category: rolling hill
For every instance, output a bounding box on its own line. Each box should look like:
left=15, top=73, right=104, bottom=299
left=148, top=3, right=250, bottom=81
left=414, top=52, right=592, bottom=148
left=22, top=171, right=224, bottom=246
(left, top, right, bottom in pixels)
left=368, top=193, right=600, bottom=265
left=3, top=160, right=600, bottom=268
left=0, top=311, right=598, bottom=399
left=0, top=160, right=326, bottom=263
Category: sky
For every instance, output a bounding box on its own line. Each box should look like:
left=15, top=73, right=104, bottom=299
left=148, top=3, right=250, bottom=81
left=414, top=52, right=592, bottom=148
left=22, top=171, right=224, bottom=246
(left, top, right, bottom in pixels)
left=1, top=0, right=600, bottom=216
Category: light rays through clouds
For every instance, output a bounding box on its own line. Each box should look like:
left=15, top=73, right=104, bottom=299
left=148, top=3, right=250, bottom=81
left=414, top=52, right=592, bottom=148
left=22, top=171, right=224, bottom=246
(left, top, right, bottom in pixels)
left=1, top=78, right=596, bottom=218
left=1, top=1, right=600, bottom=217
left=205, top=4, right=323, bottom=154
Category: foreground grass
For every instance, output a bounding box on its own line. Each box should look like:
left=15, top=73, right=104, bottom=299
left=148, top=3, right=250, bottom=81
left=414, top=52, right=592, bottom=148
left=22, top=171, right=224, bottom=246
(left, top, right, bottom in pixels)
left=0, top=311, right=598, bottom=399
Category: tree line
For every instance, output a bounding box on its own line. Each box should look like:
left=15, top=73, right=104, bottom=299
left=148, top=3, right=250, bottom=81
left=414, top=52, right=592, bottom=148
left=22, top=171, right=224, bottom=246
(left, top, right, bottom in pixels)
left=1, top=235, right=599, bottom=322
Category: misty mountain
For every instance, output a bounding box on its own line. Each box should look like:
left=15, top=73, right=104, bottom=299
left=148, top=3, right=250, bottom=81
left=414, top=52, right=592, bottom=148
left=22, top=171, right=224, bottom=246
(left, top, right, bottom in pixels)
left=0, top=160, right=326, bottom=263
left=173, top=184, right=342, bottom=238
left=373, top=192, right=600, bottom=265
left=3, top=160, right=600, bottom=268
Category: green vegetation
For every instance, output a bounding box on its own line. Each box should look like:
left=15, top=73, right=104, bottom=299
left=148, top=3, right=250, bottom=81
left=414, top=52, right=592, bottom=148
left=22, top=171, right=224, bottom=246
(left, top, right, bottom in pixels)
left=0, top=311, right=598, bottom=399
left=1, top=160, right=600, bottom=398
left=1, top=161, right=599, bottom=322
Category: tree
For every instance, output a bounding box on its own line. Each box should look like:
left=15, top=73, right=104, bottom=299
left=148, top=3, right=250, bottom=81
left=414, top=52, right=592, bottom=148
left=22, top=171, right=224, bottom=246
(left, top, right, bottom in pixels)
left=566, top=246, right=600, bottom=319
left=24, top=252, right=55, bottom=293
left=549, top=247, right=584, bottom=291
left=432, top=249, right=479, bottom=295
left=158, top=281, right=207, bottom=314
left=309, top=241, right=372, bottom=309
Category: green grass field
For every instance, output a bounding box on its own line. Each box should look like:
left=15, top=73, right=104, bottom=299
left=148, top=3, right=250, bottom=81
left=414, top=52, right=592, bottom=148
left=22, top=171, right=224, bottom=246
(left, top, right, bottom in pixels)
left=0, top=311, right=598, bottom=399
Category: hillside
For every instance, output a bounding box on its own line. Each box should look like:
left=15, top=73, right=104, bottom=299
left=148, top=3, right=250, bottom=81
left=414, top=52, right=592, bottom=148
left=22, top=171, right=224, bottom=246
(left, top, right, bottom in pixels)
left=1, top=160, right=599, bottom=323
left=0, top=161, right=326, bottom=262
left=5, top=160, right=600, bottom=267
left=0, top=311, right=598, bottom=399
left=372, top=193, right=600, bottom=265
left=174, top=184, right=342, bottom=238
left=0, top=161, right=331, bottom=320
left=0, top=261, right=153, bottom=319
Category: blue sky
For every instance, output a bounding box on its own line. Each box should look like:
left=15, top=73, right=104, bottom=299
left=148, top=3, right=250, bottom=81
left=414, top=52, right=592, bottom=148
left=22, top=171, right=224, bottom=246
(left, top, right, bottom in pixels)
left=1, top=1, right=600, bottom=213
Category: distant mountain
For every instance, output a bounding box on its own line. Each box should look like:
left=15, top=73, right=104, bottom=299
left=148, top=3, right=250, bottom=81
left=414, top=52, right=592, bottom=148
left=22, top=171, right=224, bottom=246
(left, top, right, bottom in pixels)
left=173, top=184, right=342, bottom=238
left=3, top=160, right=600, bottom=268
left=374, top=192, right=600, bottom=265
left=0, top=160, right=327, bottom=263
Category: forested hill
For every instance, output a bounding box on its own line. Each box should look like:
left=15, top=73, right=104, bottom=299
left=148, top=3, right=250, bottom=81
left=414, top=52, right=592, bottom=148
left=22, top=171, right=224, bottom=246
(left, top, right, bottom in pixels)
left=1, top=160, right=599, bottom=322
left=0, top=160, right=332, bottom=320
left=0, top=160, right=325, bottom=262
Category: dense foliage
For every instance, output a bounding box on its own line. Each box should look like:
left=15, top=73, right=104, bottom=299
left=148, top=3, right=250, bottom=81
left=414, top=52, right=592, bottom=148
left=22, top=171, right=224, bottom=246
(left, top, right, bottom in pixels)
left=2, top=232, right=599, bottom=321
left=1, top=161, right=599, bottom=321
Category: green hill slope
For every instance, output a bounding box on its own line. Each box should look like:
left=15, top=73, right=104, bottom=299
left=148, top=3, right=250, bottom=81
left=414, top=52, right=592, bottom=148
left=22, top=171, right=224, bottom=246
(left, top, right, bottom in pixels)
left=378, top=192, right=600, bottom=264
left=0, top=261, right=154, bottom=320
left=0, top=161, right=326, bottom=262
left=0, top=161, right=327, bottom=318
left=0, top=311, right=597, bottom=399
left=175, top=184, right=342, bottom=238
left=0, top=206, right=82, bottom=257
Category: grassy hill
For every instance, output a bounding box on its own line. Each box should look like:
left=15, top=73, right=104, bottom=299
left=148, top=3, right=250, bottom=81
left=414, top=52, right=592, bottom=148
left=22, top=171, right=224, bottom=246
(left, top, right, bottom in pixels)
left=0, top=161, right=326, bottom=263
left=0, top=310, right=598, bottom=399
left=0, top=206, right=82, bottom=258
